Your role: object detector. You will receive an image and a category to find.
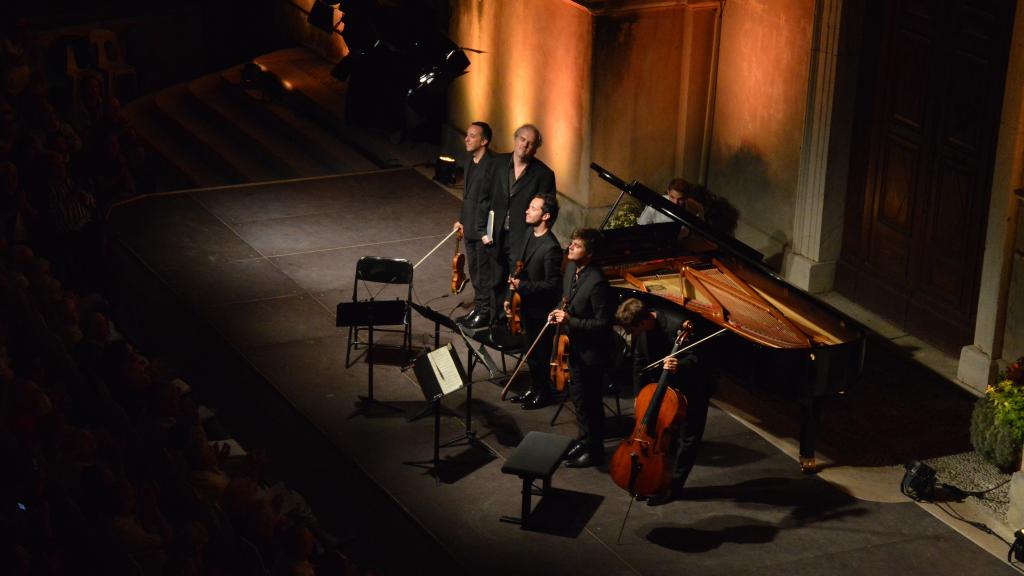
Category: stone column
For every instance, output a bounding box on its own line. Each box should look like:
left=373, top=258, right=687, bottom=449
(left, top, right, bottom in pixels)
left=783, top=0, right=844, bottom=293
left=958, top=6, right=1024, bottom=393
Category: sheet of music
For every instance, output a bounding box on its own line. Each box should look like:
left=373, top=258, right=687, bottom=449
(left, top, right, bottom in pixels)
left=486, top=210, right=494, bottom=239
left=430, top=344, right=464, bottom=395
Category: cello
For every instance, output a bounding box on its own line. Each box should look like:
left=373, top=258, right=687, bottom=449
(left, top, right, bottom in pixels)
left=609, top=320, right=693, bottom=497
left=451, top=228, right=468, bottom=294
left=548, top=298, right=570, bottom=392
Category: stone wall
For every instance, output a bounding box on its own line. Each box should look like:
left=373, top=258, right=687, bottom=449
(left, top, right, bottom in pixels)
left=706, top=0, right=814, bottom=267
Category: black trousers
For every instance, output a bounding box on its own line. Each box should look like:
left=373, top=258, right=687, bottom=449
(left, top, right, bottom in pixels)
left=670, top=363, right=714, bottom=488
left=465, top=238, right=495, bottom=317
left=570, top=362, right=605, bottom=460
left=673, top=385, right=709, bottom=488
left=523, top=314, right=553, bottom=395
left=468, top=239, right=501, bottom=319
left=491, top=235, right=512, bottom=321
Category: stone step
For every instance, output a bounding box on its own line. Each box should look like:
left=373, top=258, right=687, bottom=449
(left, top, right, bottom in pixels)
left=217, top=67, right=376, bottom=174
left=183, top=75, right=309, bottom=180
left=123, top=94, right=229, bottom=190
left=251, top=49, right=405, bottom=169
left=152, top=84, right=253, bottom=184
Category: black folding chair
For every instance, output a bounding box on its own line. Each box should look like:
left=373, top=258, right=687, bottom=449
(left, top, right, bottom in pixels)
left=345, top=256, right=413, bottom=367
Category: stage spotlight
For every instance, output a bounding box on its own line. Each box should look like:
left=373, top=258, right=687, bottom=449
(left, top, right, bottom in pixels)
left=308, top=0, right=338, bottom=34
left=406, top=42, right=470, bottom=117
left=434, top=156, right=457, bottom=185
left=900, top=460, right=937, bottom=501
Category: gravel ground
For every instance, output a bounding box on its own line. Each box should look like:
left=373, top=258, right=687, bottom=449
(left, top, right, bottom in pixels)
left=925, top=451, right=1012, bottom=520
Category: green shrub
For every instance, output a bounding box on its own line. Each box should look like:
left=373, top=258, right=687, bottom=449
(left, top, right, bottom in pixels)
left=970, top=357, right=1024, bottom=472
left=605, top=198, right=641, bottom=229
left=971, top=397, right=1022, bottom=471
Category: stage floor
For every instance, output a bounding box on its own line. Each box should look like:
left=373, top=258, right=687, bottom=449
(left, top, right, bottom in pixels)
left=107, top=169, right=1016, bottom=575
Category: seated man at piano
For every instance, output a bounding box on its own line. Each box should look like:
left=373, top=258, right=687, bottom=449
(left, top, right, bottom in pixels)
left=636, top=177, right=705, bottom=230
left=615, top=297, right=715, bottom=504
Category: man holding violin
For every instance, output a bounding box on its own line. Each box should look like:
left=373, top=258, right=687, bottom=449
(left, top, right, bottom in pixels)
left=502, top=193, right=562, bottom=410
left=615, top=298, right=716, bottom=503
left=454, top=121, right=498, bottom=329
left=550, top=228, right=614, bottom=468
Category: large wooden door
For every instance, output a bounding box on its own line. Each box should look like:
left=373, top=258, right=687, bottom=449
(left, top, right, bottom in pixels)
left=836, top=0, right=1015, bottom=354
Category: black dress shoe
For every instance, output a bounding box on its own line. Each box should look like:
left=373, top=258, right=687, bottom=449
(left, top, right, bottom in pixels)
left=462, top=312, right=490, bottom=329
left=645, top=491, right=675, bottom=506
left=455, top=309, right=474, bottom=322
left=646, top=485, right=683, bottom=506
left=508, top=389, right=535, bottom=404
left=564, top=452, right=603, bottom=468
left=521, top=394, right=550, bottom=410
left=565, top=442, right=586, bottom=460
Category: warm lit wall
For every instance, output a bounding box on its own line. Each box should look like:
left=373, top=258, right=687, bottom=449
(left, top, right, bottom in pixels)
left=588, top=5, right=716, bottom=209
left=448, top=0, right=593, bottom=217
left=707, top=0, right=814, bottom=265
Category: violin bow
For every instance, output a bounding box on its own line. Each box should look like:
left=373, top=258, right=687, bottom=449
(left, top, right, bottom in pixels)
left=413, top=228, right=458, bottom=270
left=500, top=320, right=555, bottom=400
left=366, top=228, right=458, bottom=301
left=639, top=328, right=728, bottom=372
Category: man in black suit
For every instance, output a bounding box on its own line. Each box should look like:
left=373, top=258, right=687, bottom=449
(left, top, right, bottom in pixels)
left=454, top=121, right=498, bottom=327
left=550, top=228, right=614, bottom=468
left=502, top=193, right=562, bottom=409
left=475, top=124, right=555, bottom=328
left=615, top=297, right=715, bottom=503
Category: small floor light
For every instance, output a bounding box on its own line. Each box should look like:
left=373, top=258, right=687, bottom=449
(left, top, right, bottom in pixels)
left=1009, top=529, right=1024, bottom=563
left=241, top=62, right=262, bottom=86
left=900, top=460, right=937, bottom=501
left=434, top=156, right=457, bottom=185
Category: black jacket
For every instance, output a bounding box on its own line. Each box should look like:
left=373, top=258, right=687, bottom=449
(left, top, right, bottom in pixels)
left=562, top=262, right=614, bottom=367
left=461, top=149, right=496, bottom=241
left=484, top=153, right=556, bottom=248
left=504, top=229, right=563, bottom=320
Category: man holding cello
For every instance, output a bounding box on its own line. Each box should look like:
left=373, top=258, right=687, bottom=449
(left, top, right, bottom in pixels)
left=615, top=297, right=716, bottom=503
left=550, top=228, right=614, bottom=468
left=502, top=193, right=562, bottom=410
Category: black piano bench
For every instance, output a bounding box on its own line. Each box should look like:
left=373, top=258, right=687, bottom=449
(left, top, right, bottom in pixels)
left=500, top=431, right=574, bottom=526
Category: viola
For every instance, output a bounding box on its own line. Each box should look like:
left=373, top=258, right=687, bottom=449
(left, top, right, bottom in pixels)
left=609, top=320, right=693, bottom=497
left=507, top=260, right=524, bottom=335
left=451, top=228, right=467, bottom=294
left=548, top=298, right=571, bottom=392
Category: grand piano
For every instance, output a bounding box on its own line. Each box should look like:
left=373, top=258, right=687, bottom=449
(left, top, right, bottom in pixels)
left=590, top=164, right=866, bottom=472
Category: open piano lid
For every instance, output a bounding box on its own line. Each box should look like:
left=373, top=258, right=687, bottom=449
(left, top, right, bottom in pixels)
left=591, top=163, right=864, bottom=350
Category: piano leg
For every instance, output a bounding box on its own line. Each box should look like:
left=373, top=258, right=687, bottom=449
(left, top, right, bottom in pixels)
left=798, top=397, right=822, bottom=473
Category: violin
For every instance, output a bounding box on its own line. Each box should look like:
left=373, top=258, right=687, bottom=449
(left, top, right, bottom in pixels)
left=548, top=298, right=570, bottom=392
left=451, top=228, right=467, bottom=294
left=507, top=260, right=524, bottom=335
left=609, top=320, right=693, bottom=497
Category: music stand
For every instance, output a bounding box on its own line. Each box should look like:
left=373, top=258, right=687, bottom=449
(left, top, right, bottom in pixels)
left=442, top=323, right=500, bottom=458
left=406, top=302, right=497, bottom=441
left=409, top=301, right=456, bottom=350
left=337, top=299, right=408, bottom=415
left=404, top=344, right=468, bottom=477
